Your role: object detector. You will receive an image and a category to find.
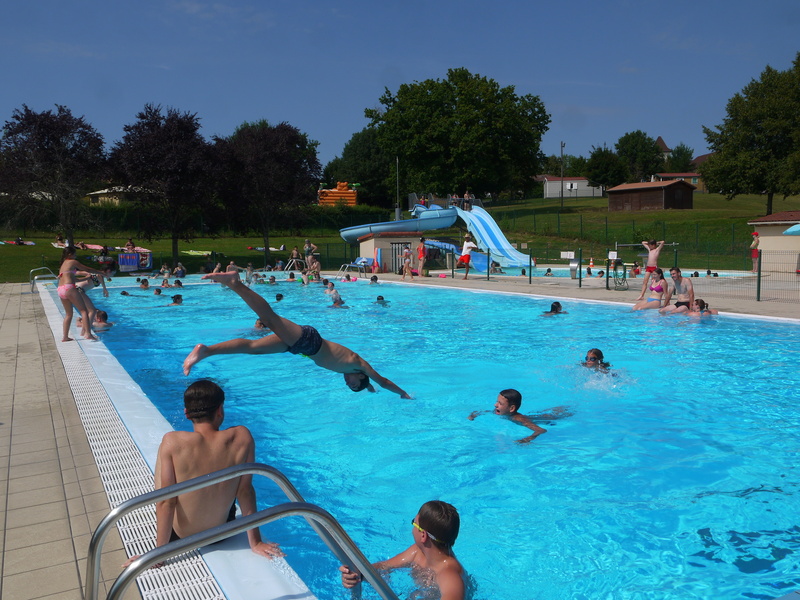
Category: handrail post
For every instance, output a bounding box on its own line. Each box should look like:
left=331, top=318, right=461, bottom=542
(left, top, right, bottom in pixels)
left=86, top=463, right=400, bottom=600
left=106, top=502, right=400, bottom=600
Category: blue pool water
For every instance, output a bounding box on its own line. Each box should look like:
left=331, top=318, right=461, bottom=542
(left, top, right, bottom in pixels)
left=85, top=277, right=800, bottom=599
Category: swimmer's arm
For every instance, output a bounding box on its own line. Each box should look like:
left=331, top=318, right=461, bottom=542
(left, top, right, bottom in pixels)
left=513, top=414, right=547, bottom=444
left=340, top=545, right=417, bottom=588
left=468, top=410, right=489, bottom=420
left=687, top=279, right=695, bottom=305
left=661, top=284, right=674, bottom=306
left=358, top=361, right=411, bottom=399
left=374, top=544, right=418, bottom=570
left=236, top=436, right=284, bottom=558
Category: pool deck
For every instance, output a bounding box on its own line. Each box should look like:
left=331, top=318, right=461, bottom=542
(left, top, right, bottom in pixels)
left=0, top=274, right=796, bottom=600
left=0, top=282, right=137, bottom=600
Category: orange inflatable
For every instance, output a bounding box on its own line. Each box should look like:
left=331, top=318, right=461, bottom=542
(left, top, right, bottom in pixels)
left=318, top=181, right=357, bottom=206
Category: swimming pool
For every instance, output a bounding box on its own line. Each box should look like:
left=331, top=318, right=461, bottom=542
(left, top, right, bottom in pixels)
left=82, top=276, right=800, bottom=599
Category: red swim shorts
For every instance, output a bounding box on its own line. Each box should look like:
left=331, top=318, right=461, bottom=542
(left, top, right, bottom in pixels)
left=459, top=255, right=471, bottom=264
left=646, top=265, right=657, bottom=273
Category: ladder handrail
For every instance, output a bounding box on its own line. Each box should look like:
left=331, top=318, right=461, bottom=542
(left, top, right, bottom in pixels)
left=108, top=501, right=398, bottom=600
left=30, top=267, right=57, bottom=292
left=87, top=462, right=398, bottom=600
left=284, top=258, right=307, bottom=272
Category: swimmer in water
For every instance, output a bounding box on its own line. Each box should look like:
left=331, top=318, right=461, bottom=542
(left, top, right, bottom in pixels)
left=468, top=389, right=572, bottom=444
left=582, top=348, right=611, bottom=373
left=340, top=501, right=465, bottom=600
left=541, top=301, right=567, bottom=316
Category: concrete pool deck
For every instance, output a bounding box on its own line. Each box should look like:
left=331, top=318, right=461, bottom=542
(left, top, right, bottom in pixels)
left=1, top=274, right=796, bottom=600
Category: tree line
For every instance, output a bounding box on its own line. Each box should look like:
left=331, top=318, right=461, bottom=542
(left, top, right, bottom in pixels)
left=3, top=55, right=798, bottom=253
left=0, top=104, right=321, bottom=262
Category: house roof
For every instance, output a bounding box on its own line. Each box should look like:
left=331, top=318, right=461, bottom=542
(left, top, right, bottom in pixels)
left=535, top=175, right=588, bottom=182
left=747, top=211, right=800, bottom=225
left=691, top=152, right=713, bottom=167
left=608, top=180, right=696, bottom=192
left=656, top=173, right=700, bottom=178
left=655, top=136, right=671, bottom=153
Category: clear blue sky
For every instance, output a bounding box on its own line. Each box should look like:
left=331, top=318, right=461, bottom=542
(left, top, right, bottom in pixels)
left=2, top=1, right=798, bottom=169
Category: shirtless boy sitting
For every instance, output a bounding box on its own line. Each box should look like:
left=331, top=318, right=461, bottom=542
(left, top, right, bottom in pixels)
left=184, top=272, right=410, bottom=398
left=340, top=501, right=466, bottom=600
left=123, top=380, right=283, bottom=566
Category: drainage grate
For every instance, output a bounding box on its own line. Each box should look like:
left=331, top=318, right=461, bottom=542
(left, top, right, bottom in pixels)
left=37, top=283, right=226, bottom=600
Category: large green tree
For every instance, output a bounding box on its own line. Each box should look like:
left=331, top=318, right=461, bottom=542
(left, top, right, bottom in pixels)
left=542, top=154, right=587, bottom=178
left=324, top=127, right=391, bottom=207
left=0, top=104, right=105, bottom=240
left=585, top=145, right=627, bottom=191
left=110, top=104, right=211, bottom=263
left=365, top=67, right=550, bottom=197
left=214, top=120, right=321, bottom=255
left=701, top=54, right=800, bottom=215
left=615, top=130, right=663, bottom=182
left=664, top=142, right=694, bottom=173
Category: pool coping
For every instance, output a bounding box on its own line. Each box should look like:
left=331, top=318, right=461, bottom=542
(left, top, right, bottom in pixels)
left=34, top=281, right=315, bottom=600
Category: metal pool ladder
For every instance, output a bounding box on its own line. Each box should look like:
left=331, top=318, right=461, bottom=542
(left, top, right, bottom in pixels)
left=86, top=462, right=400, bottom=600
left=29, top=266, right=58, bottom=292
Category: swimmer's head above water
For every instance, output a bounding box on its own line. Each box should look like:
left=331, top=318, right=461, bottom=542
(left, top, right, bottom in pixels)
left=494, top=388, right=522, bottom=416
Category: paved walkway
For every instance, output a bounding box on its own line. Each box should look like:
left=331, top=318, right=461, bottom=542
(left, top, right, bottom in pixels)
left=0, top=275, right=794, bottom=600
left=0, top=283, right=138, bottom=600
left=377, top=269, right=800, bottom=319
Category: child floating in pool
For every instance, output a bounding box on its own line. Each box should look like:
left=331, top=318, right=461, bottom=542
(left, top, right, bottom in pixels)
left=339, top=500, right=465, bottom=600
left=183, top=272, right=411, bottom=398
left=468, top=389, right=571, bottom=444
left=582, top=348, right=611, bottom=372
left=541, top=301, right=567, bottom=316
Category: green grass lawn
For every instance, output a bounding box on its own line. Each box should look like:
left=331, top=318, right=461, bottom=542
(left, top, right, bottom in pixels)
left=3, top=192, right=797, bottom=282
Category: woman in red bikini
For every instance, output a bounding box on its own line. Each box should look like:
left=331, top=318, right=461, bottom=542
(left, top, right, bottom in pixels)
left=57, top=246, right=107, bottom=342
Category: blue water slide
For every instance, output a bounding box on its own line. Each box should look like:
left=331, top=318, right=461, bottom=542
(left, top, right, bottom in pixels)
left=455, top=207, right=532, bottom=268
left=339, top=207, right=458, bottom=243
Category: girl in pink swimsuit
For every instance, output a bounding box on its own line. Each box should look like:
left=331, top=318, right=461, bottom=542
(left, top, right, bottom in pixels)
left=57, top=246, right=107, bottom=342
left=632, top=268, right=666, bottom=311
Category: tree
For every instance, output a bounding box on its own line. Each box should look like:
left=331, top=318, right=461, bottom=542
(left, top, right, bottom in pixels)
left=366, top=67, right=550, bottom=197
left=323, top=127, right=391, bottom=207
left=585, top=145, right=627, bottom=191
left=110, top=104, right=211, bottom=263
left=542, top=154, right=587, bottom=178
left=0, top=104, right=105, bottom=239
left=215, top=120, right=321, bottom=255
left=701, top=54, right=800, bottom=215
left=664, top=142, right=694, bottom=173
left=615, top=130, right=663, bottom=182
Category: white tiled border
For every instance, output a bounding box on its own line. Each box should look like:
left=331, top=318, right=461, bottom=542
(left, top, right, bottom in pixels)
left=37, top=281, right=314, bottom=600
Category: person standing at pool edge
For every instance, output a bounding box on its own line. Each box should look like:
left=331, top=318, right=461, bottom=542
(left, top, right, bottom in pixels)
left=183, top=272, right=411, bottom=398
left=750, top=231, right=760, bottom=272
left=456, top=234, right=479, bottom=280
left=339, top=500, right=465, bottom=600
left=635, top=239, right=665, bottom=301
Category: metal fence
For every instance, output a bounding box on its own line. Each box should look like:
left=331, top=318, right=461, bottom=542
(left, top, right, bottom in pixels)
left=690, top=250, right=800, bottom=304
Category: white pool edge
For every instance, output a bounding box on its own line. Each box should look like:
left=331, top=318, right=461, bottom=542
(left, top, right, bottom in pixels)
left=36, top=281, right=315, bottom=600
